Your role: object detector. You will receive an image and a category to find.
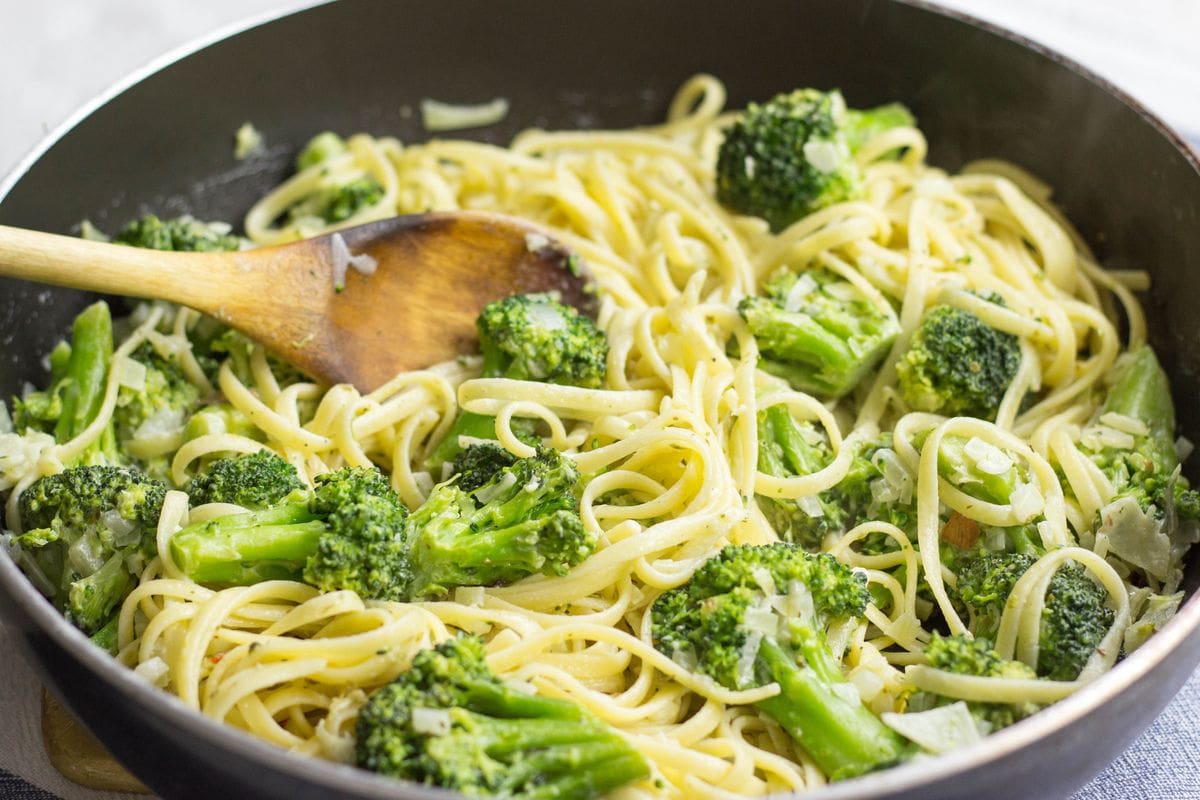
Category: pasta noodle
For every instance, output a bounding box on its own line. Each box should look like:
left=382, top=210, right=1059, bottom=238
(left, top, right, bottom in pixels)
left=5, top=74, right=1188, bottom=796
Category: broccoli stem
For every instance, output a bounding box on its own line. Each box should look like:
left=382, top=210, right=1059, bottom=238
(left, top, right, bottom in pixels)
left=1102, top=345, right=1176, bottom=459
left=936, top=435, right=1019, bottom=505
left=450, top=682, right=647, bottom=798
left=428, top=411, right=500, bottom=467
left=169, top=504, right=324, bottom=584
left=741, top=298, right=869, bottom=397
left=89, top=614, right=121, bottom=654
left=759, top=405, right=827, bottom=476
left=503, top=742, right=651, bottom=799
left=754, top=638, right=909, bottom=781
left=54, top=301, right=113, bottom=443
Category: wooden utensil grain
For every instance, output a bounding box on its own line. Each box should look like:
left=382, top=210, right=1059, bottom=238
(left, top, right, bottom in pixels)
left=0, top=212, right=593, bottom=391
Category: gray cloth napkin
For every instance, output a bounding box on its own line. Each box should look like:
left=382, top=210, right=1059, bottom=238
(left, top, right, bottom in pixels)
left=1, top=621, right=1197, bottom=799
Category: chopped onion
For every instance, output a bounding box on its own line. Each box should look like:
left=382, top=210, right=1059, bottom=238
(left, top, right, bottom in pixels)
left=735, top=632, right=764, bottom=688
left=134, top=657, right=171, bottom=688
left=454, top=586, right=485, bottom=606
left=963, top=437, right=1012, bottom=475
left=116, top=357, right=147, bottom=391
left=67, top=534, right=106, bottom=576
left=872, top=448, right=913, bottom=505
left=750, top=567, right=777, bottom=597
left=1009, top=482, right=1043, bottom=521
left=421, top=97, right=510, bottom=131
left=823, top=281, right=857, bottom=301
left=848, top=666, right=884, bottom=704
left=783, top=272, right=818, bottom=312
left=473, top=471, right=517, bottom=505
left=783, top=580, right=815, bottom=623
left=744, top=605, right=780, bottom=640
left=0, top=430, right=54, bottom=491
left=1177, top=436, right=1195, bottom=463
left=882, top=702, right=982, bottom=753
left=1080, top=425, right=1136, bottom=452
left=329, top=232, right=378, bottom=292
left=411, top=707, right=452, bottom=736
left=524, top=232, right=550, bottom=252
left=527, top=300, right=569, bottom=332
left=102, top=509, right=140, bottom=547
left=797, top=493, right=825, bottom=518
left=412, top=470, right=434, bottom=497
left=802, top=140, right=840, bottom=173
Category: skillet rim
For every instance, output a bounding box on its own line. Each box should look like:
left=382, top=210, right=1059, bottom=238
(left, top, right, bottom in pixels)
left=1, top=1, right=1198, bottom=798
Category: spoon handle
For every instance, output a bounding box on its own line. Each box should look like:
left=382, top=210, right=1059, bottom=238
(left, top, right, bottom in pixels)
left=0, top=224, right=230, bottom=309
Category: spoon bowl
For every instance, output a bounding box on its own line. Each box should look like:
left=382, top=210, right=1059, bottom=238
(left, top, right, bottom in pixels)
left=0, top=211, right=593, bottom=390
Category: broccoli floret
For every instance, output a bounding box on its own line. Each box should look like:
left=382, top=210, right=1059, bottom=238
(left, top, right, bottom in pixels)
left=451, top=442, right=518, bottom=494
left=896, top=303, right=1021, bottom=420
left=740, top=267, right=899, bottom=398
left=955, top=553, right=1114, bottom=681
left=652, top=544, right=912, bottom=780
left=756, top=406, right=1029, bottom=552
left=1085, top=345, right=1200, bottom=520
left=296, top=131, right=347, bottom=171
left=181, top=403, right=264, bottom=445
left=169, top=466, right=407, bottom=594
left=113, top=343, right=201, bottom=462
left=186, top=450, right=306, bottom=508
left=16, top=465, right=167, bottom=633
left=716, top=88, right=914, bottom=232
left=112, top=214, right=242, bottom=252
left=356, top=636, right=649, bottom=797
left=430, top=293, right=607, bottom=467
left=192, top=323, right=311, bottom=387
left=405, top=445, right=595, bottom=599
left=11, top=302, right=119, bottom=466
left=477, top=293, right=607, bottom=387
left=287, top=178, right=385, bottom=225
left=908, top=633, right=1040, bottom=732
left=170, top=447, right=595, bottom=601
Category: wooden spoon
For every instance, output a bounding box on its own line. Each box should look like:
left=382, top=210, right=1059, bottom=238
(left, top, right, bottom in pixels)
left=0, top=212, right=593, bottom=391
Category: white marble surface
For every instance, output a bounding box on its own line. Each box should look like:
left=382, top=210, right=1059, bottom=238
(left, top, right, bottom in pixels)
left=1, top=2, right=1199, bottom=799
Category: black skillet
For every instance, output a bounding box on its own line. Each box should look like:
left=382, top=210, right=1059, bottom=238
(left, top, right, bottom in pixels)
left=1, top=1, right=1199, bottom=798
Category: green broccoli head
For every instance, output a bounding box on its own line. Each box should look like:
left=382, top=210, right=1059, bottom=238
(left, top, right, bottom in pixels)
left=17, top=465, right=167, bottom=632
left=302, top=466, right=412, bottom=601
left=112, top=214, right=242, bottom=252
left=896, top=303, right=1021, bottom=420
left=954, top=553, right=1114, bottom=681
left=451, top=442, right=518, bottom=494
left=303, top=493, right=412, bottom=600
left=716, top=89, right=914, bottom=232
left=309, top=465, right=398, bottom=515
left=186, top=450, right=306, bottom=508
left=11, top=302, right=118, bottom=466
left=476, top=293, right=608, bottom=387
left=355, top=636, right=650, bottom=798
left=405, top=446, right=594, bottom=599
left=113, top=343, right=201, bottom=453
left=652, top=544, right=909, bottom=780
left=287, top=178, right=385, bottom=226
left=739, top=267, right=899, bottom=398
left=915, top=633, right=1040, bottom=731
left=755, top=406, right=914, bottom=550
left=296, top=131, right=347, bottom=171
left=1082, top=345, right=1200, bottom=523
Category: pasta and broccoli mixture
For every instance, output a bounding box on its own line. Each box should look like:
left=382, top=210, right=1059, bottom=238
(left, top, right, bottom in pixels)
left=2, top=75, right=1196, bottom=797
